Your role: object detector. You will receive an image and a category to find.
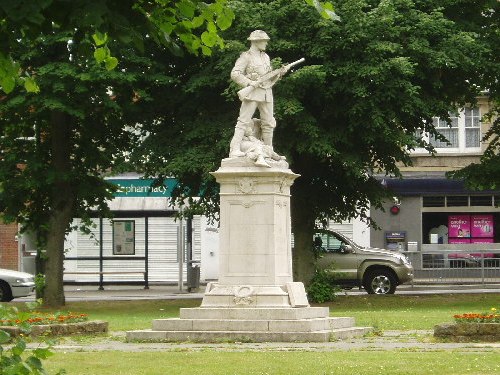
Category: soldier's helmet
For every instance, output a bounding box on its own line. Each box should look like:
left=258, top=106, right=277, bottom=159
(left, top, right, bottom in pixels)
left=247, top=30, right=270, bottom=41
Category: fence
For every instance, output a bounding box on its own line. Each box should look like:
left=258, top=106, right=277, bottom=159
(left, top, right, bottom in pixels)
left=407, top=249, right=500, bottom=284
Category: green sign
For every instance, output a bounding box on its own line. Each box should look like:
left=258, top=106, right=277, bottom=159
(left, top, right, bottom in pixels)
left=108, top=179, right=176, bottom=197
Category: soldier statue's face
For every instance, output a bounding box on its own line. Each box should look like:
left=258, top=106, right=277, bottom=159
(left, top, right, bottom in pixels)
left=253, top=40, right=268, bottom=51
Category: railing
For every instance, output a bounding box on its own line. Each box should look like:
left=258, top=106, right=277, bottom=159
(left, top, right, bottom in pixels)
left=407, top=249, right=500, bottom=284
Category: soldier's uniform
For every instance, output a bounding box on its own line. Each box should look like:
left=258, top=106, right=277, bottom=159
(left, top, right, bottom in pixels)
left=229, top=30, right=277, bottom=157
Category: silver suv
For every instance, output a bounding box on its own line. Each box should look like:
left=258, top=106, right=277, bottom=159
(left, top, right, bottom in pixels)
left=314, top=230, right=414, bottom=294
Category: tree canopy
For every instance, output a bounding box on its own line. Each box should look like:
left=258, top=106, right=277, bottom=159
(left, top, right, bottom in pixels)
left=0, top=0, right=234, bottom=307
left=0, top=0, right=234, bottom=93
left=0, top=0, right=331, bottom=307
left=448, top=1, right=499, bottom=189
left=132, top=0, right=498, bottom=283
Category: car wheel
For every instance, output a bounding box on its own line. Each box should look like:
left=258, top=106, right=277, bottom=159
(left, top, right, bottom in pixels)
left=0, top=281, right=13, bottom=302
left=364, top=269, right=397, bottom=295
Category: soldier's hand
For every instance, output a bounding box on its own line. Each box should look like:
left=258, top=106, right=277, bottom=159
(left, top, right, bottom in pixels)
left=249, top=80, right=260, bottom=88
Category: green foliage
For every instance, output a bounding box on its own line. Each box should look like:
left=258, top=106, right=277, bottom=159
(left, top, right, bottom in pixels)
left=34, top=274, right=46, bottom=300
left=130, top=0, right=498, bottom=283
left=0, top=1, right=234, bottom=307
left=0, top=0, right=235, bottom=93
left=306, top=267, right=341, bottom=303
left=0, top=303, right=64, bottom=374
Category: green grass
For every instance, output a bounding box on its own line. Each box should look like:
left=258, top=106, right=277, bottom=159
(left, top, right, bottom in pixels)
left=45, top=351, right=500, bottom=375
left=24, top=293, right=499, bottom=331
left=325, top=293, right=500, bottom=330
left=11, top=293, right=499, bottom=374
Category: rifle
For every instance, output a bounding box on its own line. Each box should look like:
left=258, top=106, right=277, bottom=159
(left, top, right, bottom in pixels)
left=237, top=57, right=305, bottom=101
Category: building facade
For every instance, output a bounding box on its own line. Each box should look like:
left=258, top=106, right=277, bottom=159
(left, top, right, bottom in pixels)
left=369, top=97, right=500, bottom=275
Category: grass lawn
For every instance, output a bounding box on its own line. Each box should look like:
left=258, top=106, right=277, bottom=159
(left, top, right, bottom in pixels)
left=30, top=292, right=499, bottom=331
left=325, top=293, right=500, bottom=330
left=11, top=293, right=499, bottom=374
left=45, top=350, right=500, bottom=375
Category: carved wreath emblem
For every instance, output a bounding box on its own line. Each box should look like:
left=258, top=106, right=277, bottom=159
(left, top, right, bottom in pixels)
left=238, top=178, right=255, bottom=194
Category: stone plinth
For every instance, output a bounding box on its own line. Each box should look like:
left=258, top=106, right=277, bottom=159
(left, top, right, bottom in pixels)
left=126, top=158, right=370, bottom=342
left=200, top=158, right=305, bottom=308
left=213, top=158, right=297, bottom=287
left=126, top=308, right=371, bottom=343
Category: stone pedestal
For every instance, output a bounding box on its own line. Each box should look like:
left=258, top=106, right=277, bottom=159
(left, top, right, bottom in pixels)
left=126, top=158, right=370, bottom=343
left=201, top=157, right=307, bottom=308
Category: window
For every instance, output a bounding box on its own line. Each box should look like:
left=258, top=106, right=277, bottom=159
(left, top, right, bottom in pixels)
left=446, top=196, right=469, bottom=207
left=464, top=107, right=481, bottom=148
left=470, top=195, right=493, bottom=206
left=423, top=196, right=445, bottom=207
left=422, top=195, right=496, bottom=208
left=415, top=107, right=481, bottom=153
left=430, top=111, right=459, bottom=148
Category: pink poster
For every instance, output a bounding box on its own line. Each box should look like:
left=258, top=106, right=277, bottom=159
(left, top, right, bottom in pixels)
left=449, top=238, right=471, bottom=244
left=448, top=215, right=471, bottom=238
left=471, top=215, right=494, bottom=238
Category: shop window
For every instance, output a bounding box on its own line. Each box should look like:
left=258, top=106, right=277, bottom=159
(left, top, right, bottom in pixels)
left=423, top=196, right=445, bottom=207
left=423, top=195, right=497, bottom=208
left=446, top=196, right=469, bottom=207
left=470, top=195, right=493, bottom=207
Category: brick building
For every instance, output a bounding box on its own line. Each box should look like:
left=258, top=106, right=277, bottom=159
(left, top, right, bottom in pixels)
left=0, top=222, right=19, bottom=270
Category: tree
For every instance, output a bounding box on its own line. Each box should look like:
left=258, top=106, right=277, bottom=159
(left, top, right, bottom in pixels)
left=447, top=3, right=500, bottom=189
left=133, top=0, right=496, bottom=284
left=0, top=0, right=234, bottom=93
left=0, top=0, right=234, bottom=307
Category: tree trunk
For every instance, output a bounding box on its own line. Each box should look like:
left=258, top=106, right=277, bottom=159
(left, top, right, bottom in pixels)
left=291, top=194, right=316, bottom=286
left=43, top=111, right=74, bottom=308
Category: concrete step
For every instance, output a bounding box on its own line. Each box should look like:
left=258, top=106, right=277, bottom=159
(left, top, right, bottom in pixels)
left=329, top=317, right=356, bottom=329
left=152, top=317, right=333, bottom=332
left=179, top=307, right=330, bottom=320
left=127, top=329, right=333, bottom=343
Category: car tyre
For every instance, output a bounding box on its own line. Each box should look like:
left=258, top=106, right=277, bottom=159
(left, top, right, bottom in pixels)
left=363, top=269, right=397, bottom=295
left=0, top=281, right=13, bottom=302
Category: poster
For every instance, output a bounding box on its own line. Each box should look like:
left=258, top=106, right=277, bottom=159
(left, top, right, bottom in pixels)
left=471, top=215, right=494, bottom=238
left=448, top=215, right=471, bottom=238
left=113, top=220, right=135, bottom=255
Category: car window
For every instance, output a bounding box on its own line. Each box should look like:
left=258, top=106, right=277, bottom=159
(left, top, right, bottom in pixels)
left=313, top=232, right=346, bottom=253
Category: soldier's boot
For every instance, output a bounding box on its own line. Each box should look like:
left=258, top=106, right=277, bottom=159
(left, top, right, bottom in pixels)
left=261, top=127, right=273, bottom=148
left=229, top=128, right=245, bottom=157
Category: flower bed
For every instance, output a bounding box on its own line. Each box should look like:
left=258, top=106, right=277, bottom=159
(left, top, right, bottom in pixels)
left=0, top=304, right=108, bottom=338
left=434, top=308, right=500, bottom=342
left=0, top=311, right=89, bottom=326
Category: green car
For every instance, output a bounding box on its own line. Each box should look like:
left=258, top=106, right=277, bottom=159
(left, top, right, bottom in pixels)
left=313, top=229, right=414, bottom=294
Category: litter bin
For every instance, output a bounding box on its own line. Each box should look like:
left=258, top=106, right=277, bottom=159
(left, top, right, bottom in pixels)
left=187, top=263, right=200, bottom=292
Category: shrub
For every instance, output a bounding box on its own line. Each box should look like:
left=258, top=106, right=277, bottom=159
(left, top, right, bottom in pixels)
left=306, top=268, right=341, bottom=303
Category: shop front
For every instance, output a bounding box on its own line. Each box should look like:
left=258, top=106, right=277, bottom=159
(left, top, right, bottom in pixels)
left=371, top=176, right=500, bottom=282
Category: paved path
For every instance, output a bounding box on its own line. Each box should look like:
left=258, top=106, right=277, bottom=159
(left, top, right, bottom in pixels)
left=15, top=283, right=500, bottom=302
left=46, top=330, right=500, bottom=353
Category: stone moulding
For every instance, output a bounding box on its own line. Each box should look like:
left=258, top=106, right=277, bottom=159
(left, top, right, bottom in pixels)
left=434, top=323, right=500, bottom=342
left=0, top=320, right=108, bottom=337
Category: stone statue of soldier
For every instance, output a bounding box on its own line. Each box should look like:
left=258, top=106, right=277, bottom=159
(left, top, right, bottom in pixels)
left=229, top=30, right=281, bottom=158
